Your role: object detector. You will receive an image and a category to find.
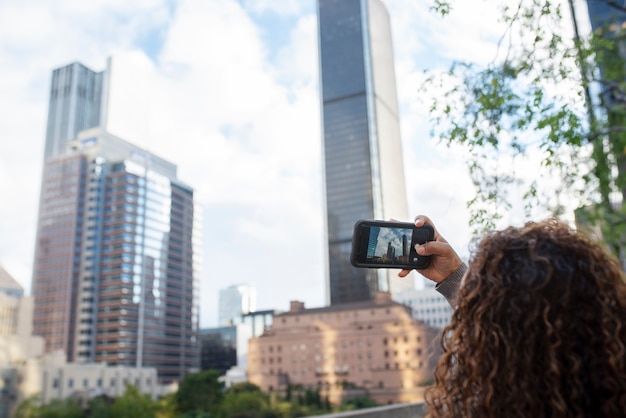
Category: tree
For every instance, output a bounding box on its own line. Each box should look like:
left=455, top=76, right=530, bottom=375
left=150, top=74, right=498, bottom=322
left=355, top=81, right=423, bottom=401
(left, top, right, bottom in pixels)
left=109, top=385, right=158, bottom=418
left=217, top=391, right=270, bottom=418
left=14, top=394, right=43, bottom=418
left=421, top=0, right=626, bottom=256
left=14, top=396, right=83, bottom=418
left=174, top=370, right=224, bottom=416
left=339, top=394, right=378, bottom=411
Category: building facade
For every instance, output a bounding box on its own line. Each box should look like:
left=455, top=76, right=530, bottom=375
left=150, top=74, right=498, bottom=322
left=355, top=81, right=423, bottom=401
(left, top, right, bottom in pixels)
left=247, top=293, right=441, bottom=405
left=317, top=0, right=411, bottom=305
left=37, top=351, right=161, bottom=404
left=32, top=120, right=201, bottom=383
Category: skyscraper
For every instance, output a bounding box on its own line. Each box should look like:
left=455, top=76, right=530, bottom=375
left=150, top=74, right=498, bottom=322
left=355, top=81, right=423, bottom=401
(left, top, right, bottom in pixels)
left=44, top=62, right=108, bottom=160
left=317, top=0, right=410, bottom=305
left=218, top=284, right=257, bottom=326
left=31, top=60, right=200, bottom=384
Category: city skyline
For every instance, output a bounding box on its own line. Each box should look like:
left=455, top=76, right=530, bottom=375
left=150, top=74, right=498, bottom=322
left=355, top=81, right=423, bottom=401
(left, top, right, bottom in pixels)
left=0, top=0, right=593, bottom=327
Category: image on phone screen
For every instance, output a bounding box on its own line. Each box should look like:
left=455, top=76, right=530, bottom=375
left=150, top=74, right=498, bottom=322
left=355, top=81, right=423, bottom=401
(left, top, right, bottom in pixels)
left=365, top=226, right=417, bottom=265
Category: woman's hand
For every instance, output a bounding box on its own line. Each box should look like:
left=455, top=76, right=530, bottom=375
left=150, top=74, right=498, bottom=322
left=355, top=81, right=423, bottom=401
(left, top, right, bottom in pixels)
left=398, top=215, right=463, bottom=284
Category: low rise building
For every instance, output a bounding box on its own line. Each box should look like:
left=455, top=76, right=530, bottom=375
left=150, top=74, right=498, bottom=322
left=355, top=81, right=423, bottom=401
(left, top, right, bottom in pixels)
left=247, top=292, right=442, bottom=405
left=37, top=351, right=161, bottom=403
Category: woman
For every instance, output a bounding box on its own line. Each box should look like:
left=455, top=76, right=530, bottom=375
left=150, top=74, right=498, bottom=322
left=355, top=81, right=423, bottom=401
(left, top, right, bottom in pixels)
left=401, top=216, right=626, bottom=417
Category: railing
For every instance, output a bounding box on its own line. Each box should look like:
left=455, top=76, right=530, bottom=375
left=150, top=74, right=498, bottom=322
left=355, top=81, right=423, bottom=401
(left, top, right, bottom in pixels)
left=303, top=402, right=425, bottom=418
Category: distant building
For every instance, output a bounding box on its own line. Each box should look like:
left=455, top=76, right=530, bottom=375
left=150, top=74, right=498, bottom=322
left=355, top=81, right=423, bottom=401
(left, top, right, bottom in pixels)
left=32, top=61, right=202, bottom=384
left=242, top=309, right=277, bottom=339
left=218, top=284, right=257, bottom=326
left=247, top=293, right=441, bottom=405
left=394, top=285, right=453, bottom=329
left=0, top=265, right=32, bottom=337
left=37, top=351, right=163, bottom=404
left=0, top=266, right=45, bottom=418
left=43, top=61, right=108, bottom=160
left=317, top=0, right=411, bottom=305
left=0, top=267, right=171, bottom=414
left=199, top=326, right=238, bottom=375
left=0, top=265, right=25, bottom=299
left=219, top=366, right=247, bottom=389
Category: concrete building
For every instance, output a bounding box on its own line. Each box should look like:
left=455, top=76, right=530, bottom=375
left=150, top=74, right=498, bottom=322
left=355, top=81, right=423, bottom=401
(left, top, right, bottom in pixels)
left=37, top=351, right=162, bottom=404
left=317, top=0, right=411, bottom=305
left=247, top=293, right=441, bottom=405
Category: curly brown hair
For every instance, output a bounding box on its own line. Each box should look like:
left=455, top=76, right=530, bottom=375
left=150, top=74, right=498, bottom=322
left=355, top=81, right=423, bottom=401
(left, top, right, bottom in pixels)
left=425, top=218, right=626, bottom=418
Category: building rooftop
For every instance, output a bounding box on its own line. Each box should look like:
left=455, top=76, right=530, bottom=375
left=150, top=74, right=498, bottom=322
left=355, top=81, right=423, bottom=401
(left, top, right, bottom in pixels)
left=0, top=264, right=24, bottom=294
left=277, top=292, right=410, bottom=317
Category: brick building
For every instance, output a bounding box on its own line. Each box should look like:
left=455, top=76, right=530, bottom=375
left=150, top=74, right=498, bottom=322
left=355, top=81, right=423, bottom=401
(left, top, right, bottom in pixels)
left=247, top=292, right=442, bottom=405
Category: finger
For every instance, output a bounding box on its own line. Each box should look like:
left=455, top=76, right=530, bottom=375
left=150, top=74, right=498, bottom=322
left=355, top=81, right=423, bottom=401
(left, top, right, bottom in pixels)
left=416, top=241, right=454, bottom=257
left=413, top=215, right=431, bottom=227
left=414, top=214, right=447, bottom=243
left=398, top=269, right=411, bottom=277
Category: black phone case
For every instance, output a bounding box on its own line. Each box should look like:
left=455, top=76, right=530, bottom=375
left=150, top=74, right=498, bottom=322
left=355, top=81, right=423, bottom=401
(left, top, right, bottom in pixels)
left=350, top=220, right=434, bottom=270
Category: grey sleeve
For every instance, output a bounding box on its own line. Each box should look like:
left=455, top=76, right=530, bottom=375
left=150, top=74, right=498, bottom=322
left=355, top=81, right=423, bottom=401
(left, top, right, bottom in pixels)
left=434, top=263, right=467, bottom=307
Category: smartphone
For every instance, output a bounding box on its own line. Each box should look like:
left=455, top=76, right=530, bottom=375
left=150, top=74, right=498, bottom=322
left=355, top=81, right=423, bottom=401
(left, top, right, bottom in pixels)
left=350, top=220, right=434, bottom=270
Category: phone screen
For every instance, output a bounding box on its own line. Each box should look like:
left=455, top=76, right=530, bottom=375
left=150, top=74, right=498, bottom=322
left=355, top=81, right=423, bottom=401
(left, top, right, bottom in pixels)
left=351, top=221, right=433, bottom=269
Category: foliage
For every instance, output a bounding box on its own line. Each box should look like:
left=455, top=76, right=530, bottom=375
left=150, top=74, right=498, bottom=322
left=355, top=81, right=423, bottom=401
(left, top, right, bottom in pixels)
left=423, top=0, right=626, bottom=254
left=338, top=395, right=379, bottom=411
left=218, top=391, right=270, bottom=418
left=174, top=369, right=224, bottom=416
left=227, top=381, right=263, bottom=395
left=14, top=396, right=83, bottom=418
left=13, top=373, right=381, bottom=418
left=109, top=385, right=157, bottom=418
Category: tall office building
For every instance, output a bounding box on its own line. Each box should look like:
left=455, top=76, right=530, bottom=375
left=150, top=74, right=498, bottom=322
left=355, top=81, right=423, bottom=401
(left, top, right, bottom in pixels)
left=317, top=0, right=410, bottom=305
left=44, top=62, right=108, bottom=160
left=31, top=60, right=201, bottom=384
left=218, top=284, right=257, bottom=326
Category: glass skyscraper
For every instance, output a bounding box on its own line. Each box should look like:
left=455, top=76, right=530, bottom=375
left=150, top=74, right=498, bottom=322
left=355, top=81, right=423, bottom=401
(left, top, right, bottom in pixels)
left=44, top=62, right=107, bottom=160
left=218, top=284, right=257, bottom=326
left=31, top=61, right=200, bottom=383
left=317, top=0, right=410, bottom=305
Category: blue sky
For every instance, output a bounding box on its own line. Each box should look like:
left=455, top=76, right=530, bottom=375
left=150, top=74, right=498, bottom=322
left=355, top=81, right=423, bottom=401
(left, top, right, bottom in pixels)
left=0, top=0, right=591, bottom=327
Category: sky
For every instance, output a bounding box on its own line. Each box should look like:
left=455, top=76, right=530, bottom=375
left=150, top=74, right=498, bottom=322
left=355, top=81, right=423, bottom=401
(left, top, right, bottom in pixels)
left=0, top=0, right=591, bottom=327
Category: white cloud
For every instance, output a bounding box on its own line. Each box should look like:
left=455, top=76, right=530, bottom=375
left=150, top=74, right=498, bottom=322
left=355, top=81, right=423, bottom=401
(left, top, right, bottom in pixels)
left=1, top=0, right=555, bottom=326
